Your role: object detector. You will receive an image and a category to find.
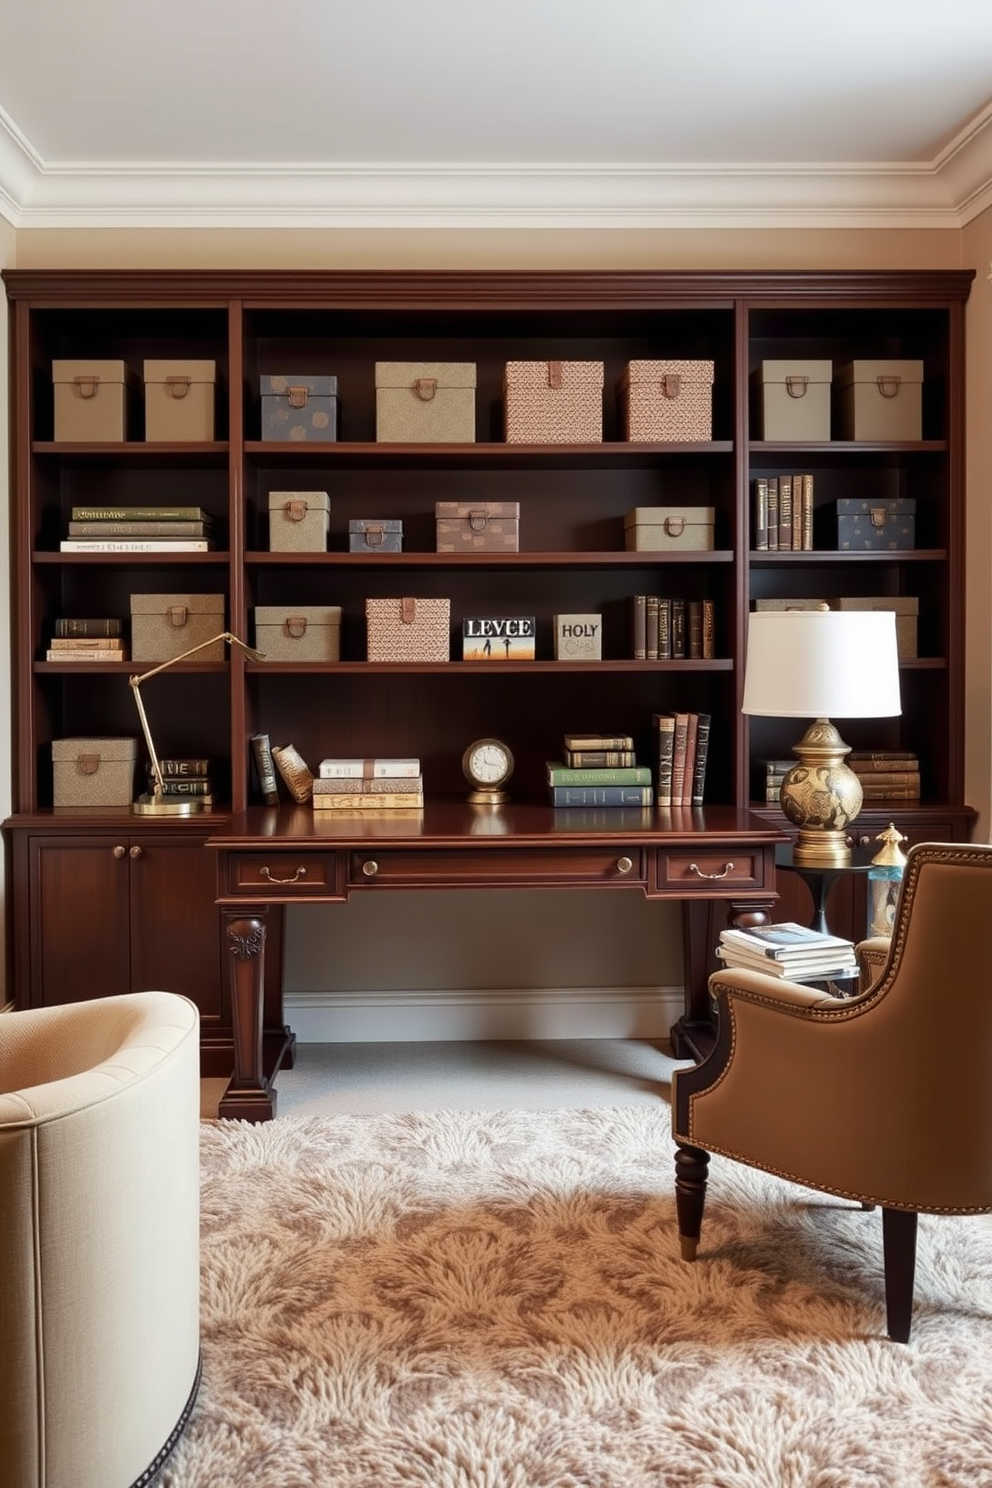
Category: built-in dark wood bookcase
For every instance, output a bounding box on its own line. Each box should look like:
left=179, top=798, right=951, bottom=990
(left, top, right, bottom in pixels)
left=2, top=268, right=975, bottom=1068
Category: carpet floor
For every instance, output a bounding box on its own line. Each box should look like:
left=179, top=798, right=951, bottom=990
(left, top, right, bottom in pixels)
left=164, top=1104, right=992, bottom=1487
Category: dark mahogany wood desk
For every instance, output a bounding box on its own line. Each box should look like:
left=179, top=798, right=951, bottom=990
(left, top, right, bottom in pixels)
left=207, top=803, right=786, bottom=1121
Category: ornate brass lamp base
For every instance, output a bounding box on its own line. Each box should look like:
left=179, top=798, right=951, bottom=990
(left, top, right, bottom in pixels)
left=779, top=718, right=863, bottom=868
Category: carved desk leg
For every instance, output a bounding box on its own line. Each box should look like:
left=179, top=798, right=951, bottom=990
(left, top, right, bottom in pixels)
left=218, top=910, right=276, bottom=1122
left=671, top=896, right=776, bottom=1060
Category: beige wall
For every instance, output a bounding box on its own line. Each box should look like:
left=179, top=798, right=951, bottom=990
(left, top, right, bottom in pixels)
left=2, top=220, right=987, bottom=1028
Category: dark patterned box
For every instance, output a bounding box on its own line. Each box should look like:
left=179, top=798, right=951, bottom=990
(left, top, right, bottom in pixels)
left=260, top=374, right=338, bottom=442
left=349, top=519, right=403, bottom=553
left=435, top=501, right=519, bottom=552
left=836, top=498, right=916, bottom=551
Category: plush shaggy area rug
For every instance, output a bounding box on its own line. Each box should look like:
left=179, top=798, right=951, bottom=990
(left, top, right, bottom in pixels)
left=163, top=1106, right=992, bottom=1487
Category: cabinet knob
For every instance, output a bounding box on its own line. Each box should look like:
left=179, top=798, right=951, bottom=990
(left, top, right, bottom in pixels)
left=129, top=845, right=142, bottom=859
left=361, top=859, right=379, bottom=878
left=616, top=856, right=634, bottom=875
left=113, top=844, right=126, bottom=859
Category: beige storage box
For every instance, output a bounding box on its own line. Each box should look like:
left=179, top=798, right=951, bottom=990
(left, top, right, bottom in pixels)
left=435, top=501, right=520, bottom=552
left=143, top=359, right=217, bottom=442
left=504, top=360, right=603, bottom=444
left=268, top=490, right=330, bottom=552
left=254, top=605, right=342, bottom=661
left=52, top=359, right=138, bottom=442
left=130, top=593, right=226, bottom=662
left=365, top=597, right=450, bottom=662
left=835, top=360, right=924, bottom=441
left=624, top=506, right=715, bottom=552
left=835, top=596, right=919, bottom=659
left=619, top=360, right=715, bottom=441
left=752, top=360, right=833, bottom=441
left=375, top=362, right=476, bottom=443
left=52, top=736, right=138, bottom=808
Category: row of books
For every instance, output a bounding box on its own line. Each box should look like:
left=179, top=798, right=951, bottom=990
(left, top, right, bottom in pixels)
left=546, top=733, right=653, bottom=806
left=716, top=921, right=858, bottom=981
left=653, top=711, right=710, bottom=808
left=60, top=505, right=214, bottom=553
left=313, top=756, right=423, bottom=811
left=631, top=597, right=716, bottom=660
left=753, top=475, right=815, bottom=552
left=146, top=757, right=214, bottom=801
left=755, top=751, right=921, bottom=803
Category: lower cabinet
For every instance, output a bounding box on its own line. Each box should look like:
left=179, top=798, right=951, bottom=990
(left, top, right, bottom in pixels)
left=11, top=826, right=234, bottom=1075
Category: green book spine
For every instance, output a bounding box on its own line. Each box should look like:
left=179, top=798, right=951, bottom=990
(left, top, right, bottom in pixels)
left=549, top=785, right=653, bottom=807
left=546, top=762, right=652, bottom=787
left=70, top=505, right=209, bottom=521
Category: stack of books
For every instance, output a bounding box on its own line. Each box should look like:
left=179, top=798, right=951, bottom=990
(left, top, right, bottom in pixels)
left=716, top=921, right=858, bottom=980
left=631, top=596, right=716, bottom=660
left=652, top=712, right=711, bottom=807
left=312, top=757, right=424, bottom=812
left=46, top=616, right=126, bottom=662
left=146, top=756, right=213, bottom=804
left=753, top=757, right=797, bottom=804
left=548, top=735, right=652, bottom=806
left=60, top=505, right=213, bottom=553
left=847, top=751, right=921, bottom=802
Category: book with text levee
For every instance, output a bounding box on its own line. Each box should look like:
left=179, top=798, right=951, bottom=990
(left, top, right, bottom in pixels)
left=549, top=784, right=654, bottom=807
left=546, top=761, right=652, bottom=788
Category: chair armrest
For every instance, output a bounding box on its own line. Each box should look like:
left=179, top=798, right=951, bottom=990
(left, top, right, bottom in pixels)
left=855, top=936, right=891, bottom=992
left=709, top=965, right=848, bottom=1012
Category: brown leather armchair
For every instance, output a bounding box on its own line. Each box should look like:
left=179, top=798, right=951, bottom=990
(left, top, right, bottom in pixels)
left=672, top=841, right=992, bottom=1343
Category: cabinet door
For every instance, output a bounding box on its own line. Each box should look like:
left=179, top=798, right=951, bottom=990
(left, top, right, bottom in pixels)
left=27, top=836, right=132, bottom=1005
left=128, top=833, right=225, bottom=1030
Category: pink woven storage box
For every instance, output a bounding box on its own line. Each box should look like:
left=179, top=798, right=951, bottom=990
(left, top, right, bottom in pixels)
left=365, top=597, right=450, bottom=662
left=503, top=360, right=603, bottom=444
left=618, top=360, right=714, bottom=441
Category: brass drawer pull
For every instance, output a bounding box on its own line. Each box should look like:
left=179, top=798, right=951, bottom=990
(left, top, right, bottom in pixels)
left=362, top=860, right=379, bottom=878
left=616, top=856, right=633, bottom=875
left=260, top=865, right=307, bottom=885
left=688, top=861, right=733, bottom=880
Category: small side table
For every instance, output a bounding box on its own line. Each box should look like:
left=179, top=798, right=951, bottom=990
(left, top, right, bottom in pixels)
left=774, top=843, right=873, bottom=997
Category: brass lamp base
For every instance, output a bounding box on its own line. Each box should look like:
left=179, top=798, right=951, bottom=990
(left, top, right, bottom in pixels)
left=779, top=718, right=863, bottom=868
left=132, top=794, right=207, bottom=817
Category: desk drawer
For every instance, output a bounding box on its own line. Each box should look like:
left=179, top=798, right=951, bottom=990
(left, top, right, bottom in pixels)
left=656, top=849, right=766, bottom=894
left=227, top=852, right=341, bottom=896
left=349, top=846, right=647, bottom=889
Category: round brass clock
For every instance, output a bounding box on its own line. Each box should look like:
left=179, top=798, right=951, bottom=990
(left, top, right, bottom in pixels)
left=462, top=738, right=514, bottom=804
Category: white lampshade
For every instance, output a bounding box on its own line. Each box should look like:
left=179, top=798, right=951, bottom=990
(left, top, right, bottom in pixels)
left=742, top=609, right=901, bottom=719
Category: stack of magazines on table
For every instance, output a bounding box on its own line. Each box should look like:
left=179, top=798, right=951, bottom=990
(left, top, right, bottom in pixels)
left=716, top=921, right=859, bottom=982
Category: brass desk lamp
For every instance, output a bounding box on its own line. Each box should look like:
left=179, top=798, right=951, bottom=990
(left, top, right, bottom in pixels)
left=130, top=631, right=264, bottom=815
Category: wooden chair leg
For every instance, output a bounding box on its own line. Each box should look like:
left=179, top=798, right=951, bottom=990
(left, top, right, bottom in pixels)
left=882, top=1207, right=918, bottom=1343
left=674, top=1144, right=710, bottom=1261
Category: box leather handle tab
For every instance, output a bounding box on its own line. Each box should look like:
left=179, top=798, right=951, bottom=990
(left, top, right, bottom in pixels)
left=877, top=375, right=902, bottom=399
left=363, top=523, right=385, bottom=546
left=400, top=597, right=417, bottom=624
left=286, top=499, right=307, bottom=522
left=785, top=376, right=809, bottom=399
left=285, top=616, right=309, bottom=638
left=73, top=376, right=100, bottom=400
left=661, top=374, right=682, bottom=399
left=468, top=510, right=490, bottom=531
left=166, top=605, right=190, bottom=628
left=663, top=516, right=686, bottom=537
left=546, top=360, right=563, bottom=389
left=287, top=385, right=310, bottom=408
left=869, top=507, right=889, bottom=529
left=165, top=376, right=192, bottom=400
left=413, top=377, right=438, bottom=401
left=76, top=753, right=100, bottom=776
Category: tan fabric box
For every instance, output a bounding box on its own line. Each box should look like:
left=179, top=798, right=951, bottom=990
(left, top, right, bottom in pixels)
left=52, top=359, right=138, bottom=442
left=752, top=360, right=833, bottom=441
left=435, top=501, right=520, bottom=552
left=52, top=737, right=138, bottom=808
left=254, top=605, right=342, bottom=661
left=268, top=491, right=330, bottom=552
left=835, top=360, right=924, bottom=441
left=835, top=596, right=919, bottom=659
left=365, top=597, right=450, bottom=662
left=624, top=507, right=715, bottom=552
left=618, top=360, right=715, bottom=441
left=375, top=362, right=476, bottom=443
left=504, top=360, right=603, bottom=444
left=143, top=359, right=217, bottom=442
left=130, top=593, right=226, bottom=662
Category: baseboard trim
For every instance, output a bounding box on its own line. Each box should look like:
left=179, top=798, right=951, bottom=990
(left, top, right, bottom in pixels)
left=284, top=985, right=683, bottom=1043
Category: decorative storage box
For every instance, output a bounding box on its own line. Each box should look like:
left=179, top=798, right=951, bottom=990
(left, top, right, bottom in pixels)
left=52, top=359, right=138, bottom=442
left=835, top=596, right=919, bottom=659
left=375, top=362, right=477, bottom=443
left=836, top=498, right=916, bottom=551
left=752, top=360, right=833, bottom=441
left=618, top=360, right=715, bottom=441
left=268, top=490, right=330, bottom=552
left=130, top=593, right=226, bottom=662
left=143, top=359, right=216, bottom=442
left=52, top=737, right=138, bottom=808
left=624, top=506, right=715, bottom=552
left=365, top=597, right=450, bottom=662
left=260, top=374, right=338, bottom=442
left=349, top=519, right=403, bottom=554
left=835, top=360, right=924, bottom=441
left=254, top=605, right=342, bottom=662
left=504, top=360, right=603, bottom=444
left=435, top=501, right=520, bottom=553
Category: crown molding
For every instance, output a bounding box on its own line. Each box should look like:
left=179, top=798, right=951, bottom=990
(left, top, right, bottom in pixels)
left=2, top=103, right=991, bottom=231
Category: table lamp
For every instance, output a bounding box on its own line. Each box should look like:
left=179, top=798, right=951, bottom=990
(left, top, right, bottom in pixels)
left=130, top=631, right=264, bottom=815
left=742, top=607, right=902, bottom=867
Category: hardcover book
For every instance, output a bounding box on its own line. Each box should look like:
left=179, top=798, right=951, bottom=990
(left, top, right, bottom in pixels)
left=312, top=791, right=424, bottom=810
left=564, top=749, right=636, bottom=768
left=45, top=648, right=125, bottom=662
left=70, top=505, right=209, bottom=522
left=250, top=735, right=279, bottom=805
left=549, top=784, right=654, bottom=807
left=632, top=595, right=647, bottom=660
left=681, top=713, right=698, bottom=805
left=462, top=616, right=536, bottom=660
left=563, top=734, right=635, bottom=752
left=146, top=776, right=212, bottom=797
left=54, top=617, right=123, bottom=637
left=60, top=539, right=211, bottom=553
left=652, top=713, right=676, bottom=807
left=67, top=519, right=210, bottom=537
left=312, top=775, right=425, bottom=795
left=753, top=477, right=769, bottom=550
left=318, top=757, right=421, bottom=779
left=545, top=762, right=652, bottom=787
left=691, top=712, right=711, bottom=806
left=720, top=922, right=855, bottom=959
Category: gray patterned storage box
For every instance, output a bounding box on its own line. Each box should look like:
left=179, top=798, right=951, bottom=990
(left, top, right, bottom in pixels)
left=836, top=498, right=916, bottom=550
left=349, top=519, right=403, bottom=554
left=260, top=374, right=338, bottom=442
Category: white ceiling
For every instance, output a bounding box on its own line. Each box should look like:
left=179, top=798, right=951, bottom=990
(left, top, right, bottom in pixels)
left=2, top=0, right=992, bottom=230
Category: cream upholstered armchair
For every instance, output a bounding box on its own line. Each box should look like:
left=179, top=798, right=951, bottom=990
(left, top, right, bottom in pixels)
left=672, top=841, right=992, bottom=1344
left=0, top=991, right=201, bottom=1488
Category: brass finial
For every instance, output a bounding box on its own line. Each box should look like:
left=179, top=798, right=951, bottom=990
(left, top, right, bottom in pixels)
left=871, top=822, right=908, bottom=869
